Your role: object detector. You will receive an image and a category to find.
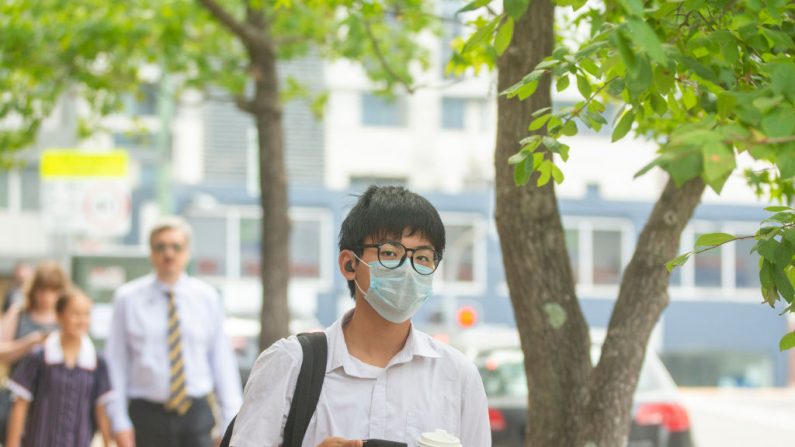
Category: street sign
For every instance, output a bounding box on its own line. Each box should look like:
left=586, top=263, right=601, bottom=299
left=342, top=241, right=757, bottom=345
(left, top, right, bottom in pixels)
left=41, top=149, right=131, bottom=237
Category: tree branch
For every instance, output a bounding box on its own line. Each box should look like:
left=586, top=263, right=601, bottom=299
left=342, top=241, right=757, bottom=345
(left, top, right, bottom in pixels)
left=197, top=0, right=264, bottom=48
left=361, top=16, right=416, bottom=94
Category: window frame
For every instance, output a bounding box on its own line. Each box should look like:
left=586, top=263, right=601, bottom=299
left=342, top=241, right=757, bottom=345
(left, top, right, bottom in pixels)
left=435, top=212, right=487, bottom=295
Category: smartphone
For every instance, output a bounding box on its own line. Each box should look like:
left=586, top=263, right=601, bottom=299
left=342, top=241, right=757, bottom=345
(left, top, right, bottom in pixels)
left=363, top=440, right=408, bottom=447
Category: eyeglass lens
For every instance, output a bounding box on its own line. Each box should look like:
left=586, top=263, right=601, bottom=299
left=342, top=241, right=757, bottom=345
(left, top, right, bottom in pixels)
left=377, top=241, right=437, bottom=274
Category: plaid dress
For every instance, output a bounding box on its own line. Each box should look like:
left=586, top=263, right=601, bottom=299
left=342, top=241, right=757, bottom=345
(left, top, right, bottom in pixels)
left=8, top=333, right=113, bottom=447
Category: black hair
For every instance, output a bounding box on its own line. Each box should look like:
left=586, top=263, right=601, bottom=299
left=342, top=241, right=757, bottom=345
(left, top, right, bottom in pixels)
left=339, top=185, right=446, bottom=298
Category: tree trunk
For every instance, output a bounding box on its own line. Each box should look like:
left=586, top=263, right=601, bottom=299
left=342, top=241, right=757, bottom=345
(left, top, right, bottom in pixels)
left=579, top=177, right=705, bottom=446
left=249, top=37, right=292, bottom=351
left=494, top=1, right=592, bottom=446
left=495, top=2, right=707, bottom=446
left=197, top=0, right=292, bottom=354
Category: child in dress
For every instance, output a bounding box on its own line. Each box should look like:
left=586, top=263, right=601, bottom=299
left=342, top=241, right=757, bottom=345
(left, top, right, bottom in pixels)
left=5, top=288, right=113, bottom=447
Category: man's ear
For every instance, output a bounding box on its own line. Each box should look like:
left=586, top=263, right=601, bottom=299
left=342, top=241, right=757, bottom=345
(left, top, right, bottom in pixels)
left=338, top=251, right=357, bottom=280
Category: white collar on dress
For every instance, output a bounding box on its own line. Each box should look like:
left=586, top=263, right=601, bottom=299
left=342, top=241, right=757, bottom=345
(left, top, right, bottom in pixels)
left=43, top=331, right=97, bottom=370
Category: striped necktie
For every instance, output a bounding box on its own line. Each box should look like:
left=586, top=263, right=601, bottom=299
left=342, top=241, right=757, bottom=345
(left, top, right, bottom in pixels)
left=164, top=290, right=191, bottom=415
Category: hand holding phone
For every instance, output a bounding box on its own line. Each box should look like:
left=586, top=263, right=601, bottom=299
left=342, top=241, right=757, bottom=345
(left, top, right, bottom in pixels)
left=362, top=440, right=408, bottom=447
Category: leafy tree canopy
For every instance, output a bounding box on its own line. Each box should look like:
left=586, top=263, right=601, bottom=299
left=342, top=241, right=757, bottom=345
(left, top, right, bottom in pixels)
left=454, top=0, right=795, bottom=348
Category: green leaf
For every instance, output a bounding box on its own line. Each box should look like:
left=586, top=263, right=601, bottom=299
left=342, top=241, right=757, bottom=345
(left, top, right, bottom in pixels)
left=626, top=56, right=653, bottom=98
left=463, top=17, right=499, bottom=53
left=780, top=332, right=795, bottom=352
left=765, top=206, right=793, bottom=212
left=766, top=63, right=795, bottom=102
left=682, top=88, right=698, bottom=110
left=529, top=113, right=551, bottom=131
left=761, top=107, right=795, bottom=138
left=537, top=159, right=552, bottom=186
left=576, top=75, right=591, bottom=97
left=508, top=150, right=529, bottom=165
left=666, top=253, right=691, bottom=272
left=758, top=239, right=779, bottom=260
left=580, top=58, right=601, bottom=78
left=560, top=120, right=577, bottom=137
left=556, top=75, right=570, bottom=92
left=514, top=157, right=532, bottom=186
left=613, top=31, right=637, bottom=72
left=717, top=93, right=736, bottom=119
left=666, top=151, right=703, bottom=186
left=494, top=17, right=514, bottom=56
left=551, top=163, right=564, bottom=184
left=779, top=148, right=795, bottom=179
left=773, top=266, right=795, bottom=301
left=612, top=109, right=635, bottom=142
left=695, top=232, right=736, bottom=248
left=504, top=0, right=530, bottom=19
left=626, top=19, right=667, bottom=64
left=458, top=0, right=491, bottom=13
left=502, top=70, right=543, bottom=99
left=702, top=142, right=736, bottom=193
left=617, top=0, right=643, bottom=16
left=650, top=93, right=667, bottom=116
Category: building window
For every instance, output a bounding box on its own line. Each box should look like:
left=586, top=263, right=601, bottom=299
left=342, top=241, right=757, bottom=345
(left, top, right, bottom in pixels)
left=593, top=230, right=622, bottom=285
left=20, top=168, right=39, bottom=211
left=361, top=94, right=407, bottom=127
left=0, top=171, right=8, bottom=209
left=734, top=237, right=760, bottom=289
left=565, top=228, right=579, bottom=283
left=441, top=97, right=466, bottom=130
left=442, top=224, right=477, bottom=283
left=694, top=232, right=722, bottom=287
left=291, top=219, right=322, bottom=279
left=240, top=217, right=261, bottom=277
left=190, top=216, right=228, bottom=276
left=562, top=218, right=632, bottom=288
left=239, top=214, right=325, bottom=281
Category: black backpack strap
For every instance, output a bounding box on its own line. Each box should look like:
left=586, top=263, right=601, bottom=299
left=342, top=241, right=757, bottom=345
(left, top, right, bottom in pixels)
left=219, top=332, right=328, bottom=447
left=282, top=332, right=328, bottom=447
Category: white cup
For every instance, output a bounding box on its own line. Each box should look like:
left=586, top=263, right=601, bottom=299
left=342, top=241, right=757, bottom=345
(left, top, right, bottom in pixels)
left=417, top=429, right=462, bottom=447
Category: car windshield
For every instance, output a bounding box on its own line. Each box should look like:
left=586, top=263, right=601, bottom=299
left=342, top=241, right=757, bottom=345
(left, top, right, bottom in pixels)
left=476, top=346, right=670, bottom=398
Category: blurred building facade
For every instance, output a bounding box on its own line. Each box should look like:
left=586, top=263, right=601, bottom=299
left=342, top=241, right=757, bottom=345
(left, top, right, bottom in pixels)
left=0, top=2, right=791, bottom=388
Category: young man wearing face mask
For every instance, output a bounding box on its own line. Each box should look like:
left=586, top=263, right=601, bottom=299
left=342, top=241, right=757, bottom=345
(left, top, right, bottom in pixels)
left=230, top=186, right=490, bottom=447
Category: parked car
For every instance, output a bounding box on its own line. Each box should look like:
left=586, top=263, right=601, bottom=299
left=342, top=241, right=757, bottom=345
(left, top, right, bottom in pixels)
left=474, top=343, right=694, bottom=447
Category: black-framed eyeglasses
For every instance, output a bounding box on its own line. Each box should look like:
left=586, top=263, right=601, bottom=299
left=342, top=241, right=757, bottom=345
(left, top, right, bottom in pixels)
left=360, top=240, right=441, bottom=275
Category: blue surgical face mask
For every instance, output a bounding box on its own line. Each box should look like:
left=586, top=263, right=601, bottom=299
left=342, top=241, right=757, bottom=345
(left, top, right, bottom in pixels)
left=353, top=256, right=434, bottom=324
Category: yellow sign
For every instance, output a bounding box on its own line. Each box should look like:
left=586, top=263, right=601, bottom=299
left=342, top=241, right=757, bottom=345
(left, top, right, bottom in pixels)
left=41, top=150, right=128, bottom=178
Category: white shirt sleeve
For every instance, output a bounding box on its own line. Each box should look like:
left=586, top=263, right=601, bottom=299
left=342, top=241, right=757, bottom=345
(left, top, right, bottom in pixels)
left=105, top=290, right=133, bottom=433
left=230, top=337, right=302, bottom=447
left=459, top=361, right=491, bottom=447
left=208, top=293, right=243, bottom=429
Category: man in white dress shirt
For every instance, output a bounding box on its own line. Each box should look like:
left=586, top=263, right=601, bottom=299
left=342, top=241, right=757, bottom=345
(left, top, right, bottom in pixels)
left=106, top=217, right=242, bottom=447
left=231, top=186, right=490, bottom=447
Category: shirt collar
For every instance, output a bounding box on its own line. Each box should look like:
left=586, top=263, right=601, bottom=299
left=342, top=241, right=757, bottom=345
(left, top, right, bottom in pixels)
left=325, top=310, right=442, bottom=376
left=150, top=273, right=188, bottom=298
left=43, top=331, right=97, bottom=370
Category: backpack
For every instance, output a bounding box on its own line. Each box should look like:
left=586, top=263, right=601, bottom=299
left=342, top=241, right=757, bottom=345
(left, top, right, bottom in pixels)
left=220, top=331, right=328, bottom=447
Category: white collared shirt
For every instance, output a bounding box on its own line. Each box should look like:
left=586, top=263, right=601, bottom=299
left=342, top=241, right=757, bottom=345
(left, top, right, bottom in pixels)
left=105, top=274, right=242, bottom=432
left=230, top=311, right=491, bottom=447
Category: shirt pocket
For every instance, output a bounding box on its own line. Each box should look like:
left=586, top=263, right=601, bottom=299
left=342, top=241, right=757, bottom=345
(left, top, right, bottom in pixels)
left=405, top=391, right=459, bottom=444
